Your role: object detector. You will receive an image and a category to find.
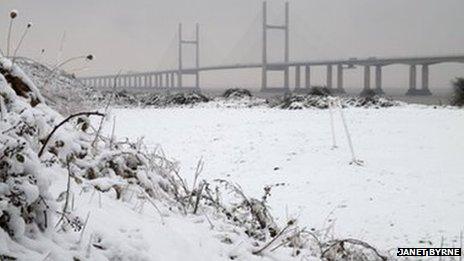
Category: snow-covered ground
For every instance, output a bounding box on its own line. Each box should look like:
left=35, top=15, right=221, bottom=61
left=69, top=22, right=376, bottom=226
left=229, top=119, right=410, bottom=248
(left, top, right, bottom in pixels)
left=102, top=105, right=464, bottom=252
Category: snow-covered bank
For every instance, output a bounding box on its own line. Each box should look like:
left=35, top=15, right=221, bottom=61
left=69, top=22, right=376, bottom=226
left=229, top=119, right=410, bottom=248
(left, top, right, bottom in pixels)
left=104, top=106, right=464, bottom=252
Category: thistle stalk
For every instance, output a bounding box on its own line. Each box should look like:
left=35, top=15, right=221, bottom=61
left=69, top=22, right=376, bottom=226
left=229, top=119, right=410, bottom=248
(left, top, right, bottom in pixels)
left=12, top=22, right=33, bottom=64
left=42, top=54, right=94, bottom=89
left=6, top=10, right=18, bottom=57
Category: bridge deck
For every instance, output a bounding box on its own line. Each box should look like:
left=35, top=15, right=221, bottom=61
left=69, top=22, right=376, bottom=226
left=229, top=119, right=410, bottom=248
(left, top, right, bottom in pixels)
left=80, top=54, right=464, bottom=79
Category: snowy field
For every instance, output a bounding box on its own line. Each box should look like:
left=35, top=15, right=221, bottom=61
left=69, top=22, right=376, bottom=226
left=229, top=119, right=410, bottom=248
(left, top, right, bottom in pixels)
left=102, top=105, right=464, bottom=252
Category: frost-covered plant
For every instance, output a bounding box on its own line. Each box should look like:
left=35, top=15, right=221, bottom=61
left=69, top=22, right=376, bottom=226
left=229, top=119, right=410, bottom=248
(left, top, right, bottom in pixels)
left=6, top=10, right=18, bottom=57
left=43, top=54, right=93, bottom=90
left=0, top=58, right=53, bottom=240
left=223, top=88, right=252, bottom=99
left=309, top=86, right=331, bottom=96
left=14, top=57, right=97, bottom=114
left=11, top=22, right=33, bottom=65
left=201, top=179, right=279, bottom=240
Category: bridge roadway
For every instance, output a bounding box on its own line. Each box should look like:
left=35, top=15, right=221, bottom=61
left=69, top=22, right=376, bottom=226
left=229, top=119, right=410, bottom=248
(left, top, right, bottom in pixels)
left=79, top=54, right=464, bottom=96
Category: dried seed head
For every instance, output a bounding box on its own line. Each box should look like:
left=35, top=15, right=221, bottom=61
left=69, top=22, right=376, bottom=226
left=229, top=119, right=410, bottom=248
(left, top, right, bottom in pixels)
left=10, top=10, right=18, bottom=19
left=27, top=22, right=33, bottom=28
left=86, top=54, right=94, bottom=61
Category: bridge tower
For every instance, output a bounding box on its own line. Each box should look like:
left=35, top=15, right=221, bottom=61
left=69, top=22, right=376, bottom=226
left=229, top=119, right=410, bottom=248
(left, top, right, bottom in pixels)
left=261, top=1, right=290, bottom=92
left=178, top=23, right=200, bottom=89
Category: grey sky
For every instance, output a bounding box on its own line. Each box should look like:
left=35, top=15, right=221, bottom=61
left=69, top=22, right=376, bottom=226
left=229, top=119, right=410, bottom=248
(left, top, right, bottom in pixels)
left=1, top=0, right=463, bottom=91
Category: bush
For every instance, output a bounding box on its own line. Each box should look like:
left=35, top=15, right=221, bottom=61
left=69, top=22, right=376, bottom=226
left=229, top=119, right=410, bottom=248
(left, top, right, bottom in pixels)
left=308, top=86, right=331, bottom=96
left=452, top=78, right=464, bottom=107
left=223, top=88, right=252, bottom=99
left=166, top=92, right=209, bottom=105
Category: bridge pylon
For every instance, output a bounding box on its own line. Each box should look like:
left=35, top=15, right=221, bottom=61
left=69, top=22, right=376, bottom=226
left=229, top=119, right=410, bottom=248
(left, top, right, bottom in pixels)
left=178, top=23, right=200, bottom=89
left=261, top=1, right=290, bottom=92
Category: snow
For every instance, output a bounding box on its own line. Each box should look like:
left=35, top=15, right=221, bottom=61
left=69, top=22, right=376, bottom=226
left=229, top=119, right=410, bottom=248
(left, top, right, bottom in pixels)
left=2, top=53, right=462, bottom=258
left=101, top=105, right=464, bottom=251
left=0, top=56, right=45, bottom=105
left=3, top=58, right=320, bottom=259
left=41, top=167, right=301, bottom=261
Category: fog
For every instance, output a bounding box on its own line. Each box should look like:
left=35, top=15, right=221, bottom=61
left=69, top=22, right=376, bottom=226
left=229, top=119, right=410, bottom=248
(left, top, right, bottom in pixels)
left=1, top=0, right=463, bottom=92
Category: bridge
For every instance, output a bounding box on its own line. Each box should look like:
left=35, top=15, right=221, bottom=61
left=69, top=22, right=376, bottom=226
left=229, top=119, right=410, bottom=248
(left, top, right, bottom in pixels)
left=80, top=2, right=464, bottom=96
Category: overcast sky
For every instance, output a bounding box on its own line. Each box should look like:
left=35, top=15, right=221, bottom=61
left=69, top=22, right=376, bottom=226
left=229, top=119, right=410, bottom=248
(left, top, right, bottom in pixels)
left=1, top=0, right=463, bottom=91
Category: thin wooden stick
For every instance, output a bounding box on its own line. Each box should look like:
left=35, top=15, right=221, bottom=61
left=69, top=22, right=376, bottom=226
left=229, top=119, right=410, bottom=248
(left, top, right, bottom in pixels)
left=336, top=98, right=363, bottom=165
left=328, top=98, right=337, bottom=149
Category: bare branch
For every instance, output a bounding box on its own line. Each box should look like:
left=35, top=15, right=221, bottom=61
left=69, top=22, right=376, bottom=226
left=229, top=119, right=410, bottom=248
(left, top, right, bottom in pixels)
left=38, top=111, right=104, bottom=157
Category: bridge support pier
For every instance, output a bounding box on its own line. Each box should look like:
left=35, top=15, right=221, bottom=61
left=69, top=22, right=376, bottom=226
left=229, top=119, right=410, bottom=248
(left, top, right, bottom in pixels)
left=406, top=64, right=432, bottom=96
left=147, top=75, right=150, bottom=88
left=421, top=64, right=432, bottom=95
left=374, top=65, right=384, bottom=95
left=407, top=65, right=417, bottom=94
left=260, top=1, right=290, bottom=93
left=326, top=65, right=333, bottom=89
left=336, top=64, right=346, bottom=93
left=178, top=23, right=200, bottom=90
left=295, top=66, right=301, bottom=90
left=360, top=65, right=372, bottom=96
left=195, top=70, right=200, bottom=89
left=305, top=65, right=310, bottom=89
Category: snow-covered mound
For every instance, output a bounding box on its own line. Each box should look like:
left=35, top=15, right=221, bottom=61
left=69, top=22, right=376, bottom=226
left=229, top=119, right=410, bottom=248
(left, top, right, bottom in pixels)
left=278, top=94, right=401, bottom=110
left=91, top=91, right=211, bottom=108
left=14, top=57, right=96, bottom=114
left=223, top=88, right=253, bottom=99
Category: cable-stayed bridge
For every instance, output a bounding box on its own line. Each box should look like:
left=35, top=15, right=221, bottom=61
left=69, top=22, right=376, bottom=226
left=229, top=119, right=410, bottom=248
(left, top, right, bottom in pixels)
left=80, top=2, right=464, bottom=96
